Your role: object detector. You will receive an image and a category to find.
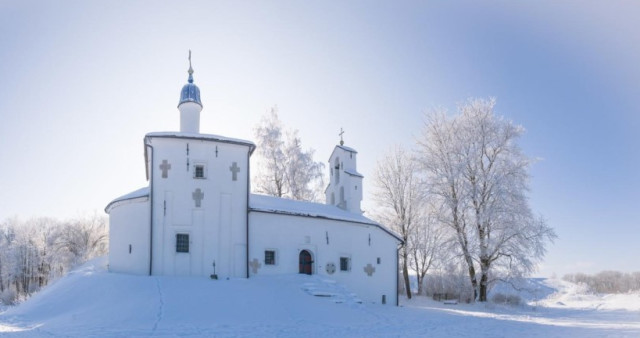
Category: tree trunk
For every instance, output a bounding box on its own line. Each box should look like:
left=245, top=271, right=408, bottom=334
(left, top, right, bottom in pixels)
left=467, top=261, right=478, bottom=301
left=402, top=245, right=412, bottom=299
left=478, top=258, right=489, bottom=302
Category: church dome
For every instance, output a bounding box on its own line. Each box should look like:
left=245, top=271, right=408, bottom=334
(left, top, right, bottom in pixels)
left=179, top=80, right=202, bottom=107
left=178, top=52, right=202, bottom=108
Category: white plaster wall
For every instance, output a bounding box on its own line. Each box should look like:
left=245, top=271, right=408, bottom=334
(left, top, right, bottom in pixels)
left=149, top=136, right=249, bottom=278
left=249, top=212, right=399, bottom=305
left=179, top=102, right=201, bottom=133
left=108, top=199, right=150, bottom=275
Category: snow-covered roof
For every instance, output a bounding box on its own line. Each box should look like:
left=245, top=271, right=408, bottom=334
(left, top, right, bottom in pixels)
left=336, top=145, right=357, bottom=153
left=145, top=131, right=256, bottom=154
left=249, top=194, right=401, bottom=242
left=105, top=187, right=149, bottom=213
left=344, top=169, right=364, bottom=178
left=329, top=145, right=358, bottom=162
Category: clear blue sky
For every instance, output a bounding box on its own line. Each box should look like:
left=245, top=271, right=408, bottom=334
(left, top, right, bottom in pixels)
left=1, top=1, right=638, bottom=278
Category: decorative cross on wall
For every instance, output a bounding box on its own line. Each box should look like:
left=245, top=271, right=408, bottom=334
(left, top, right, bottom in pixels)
left=364, top=263, right=376, bottom=277
left=192, top=188, right=204, bottom=208
left=159, top=160, right=172, bottom=178
left=229, top=162, right=240, bottom=181
left=249, top=258, right=261, bottom=274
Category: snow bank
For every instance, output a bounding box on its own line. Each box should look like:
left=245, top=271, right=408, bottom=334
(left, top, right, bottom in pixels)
left=1, top=261, right=639, bottom=337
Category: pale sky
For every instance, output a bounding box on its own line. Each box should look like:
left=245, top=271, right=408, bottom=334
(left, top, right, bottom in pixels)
left=1, top=1, right=638, bottom=278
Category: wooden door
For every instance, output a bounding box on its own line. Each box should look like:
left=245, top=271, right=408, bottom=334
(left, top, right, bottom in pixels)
left=299, top=250, right=313, bottom=275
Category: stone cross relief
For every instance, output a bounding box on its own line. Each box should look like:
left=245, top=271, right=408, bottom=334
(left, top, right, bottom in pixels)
left=159, top=160, right=172, bottom=178
left=192, top=188, right=204, bottom=208
left=249, top=258, right=261, bottom=274
left=364, top=263, right=376, bottom=277
left=325, top=262, right=336, bottom=275
left=229, top=162, right=240, bottom=181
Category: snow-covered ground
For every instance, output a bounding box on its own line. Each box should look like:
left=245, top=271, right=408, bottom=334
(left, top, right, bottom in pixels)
left=0, top=258, right=638, bottom=337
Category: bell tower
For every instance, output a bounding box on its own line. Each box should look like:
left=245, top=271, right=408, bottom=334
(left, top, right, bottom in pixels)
left=325, top=130, right=363, bottom=214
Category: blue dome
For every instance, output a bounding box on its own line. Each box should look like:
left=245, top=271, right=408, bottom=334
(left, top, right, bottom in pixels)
left=179, top=80, right=202, bottom=107
left=178, top=52, right=202, bottom=107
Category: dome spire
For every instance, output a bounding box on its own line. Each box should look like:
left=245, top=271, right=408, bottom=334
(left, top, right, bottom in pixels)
left=178, top=50, right=202, bottom=108
left=178, top=50, right=203, bottom=133
left=188, top=49, right=194, bottom=83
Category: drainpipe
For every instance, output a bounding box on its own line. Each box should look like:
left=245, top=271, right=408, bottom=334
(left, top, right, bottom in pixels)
left=145, top=138, right=155, bottom=276
left=396, top=244, right=400, bottom=306
left=245, top=150, right=250, bottom=278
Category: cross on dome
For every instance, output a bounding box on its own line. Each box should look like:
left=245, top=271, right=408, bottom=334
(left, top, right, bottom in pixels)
left=188, top=49, right=194, bottom=83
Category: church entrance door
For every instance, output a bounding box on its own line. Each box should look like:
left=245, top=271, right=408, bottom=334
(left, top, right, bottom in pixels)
left=299, top=250, right=313, bottom=275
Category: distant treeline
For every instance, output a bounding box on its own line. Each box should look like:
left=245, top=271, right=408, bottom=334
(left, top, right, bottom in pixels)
left=563, top=271, right=640, bottom=294
left=0, top=215, right=108, bottom=305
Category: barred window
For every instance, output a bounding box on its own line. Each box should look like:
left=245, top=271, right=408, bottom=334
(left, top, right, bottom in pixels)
left=340, top=257, right=350, bottom=272
left=194, top=165, right=205, bottom=179
left=176, top=234, right=189, bottom=253
left=265, top=250, right=276, bottom=265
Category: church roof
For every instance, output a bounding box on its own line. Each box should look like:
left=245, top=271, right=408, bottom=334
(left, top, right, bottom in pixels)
left=105, top=187, right=149, bottom=213
left=344, top=169, right=364, bottom=178
left=249, top=194, right=402, bottom=242
left=336, top=145, right=357, bottom=153
left=145, top=132, right=256, bottom=154
left=329, top=144, right=358, bottom=162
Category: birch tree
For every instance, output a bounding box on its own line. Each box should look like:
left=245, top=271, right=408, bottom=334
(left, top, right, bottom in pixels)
left=417, top=110, right=480, bottom=299
left=253, top=106, right=325, bottom=201
left=418, top=98, right=556, bottom=301
left=372, top=145, right=422, bottom=299
left=253, top=107, right=287, bottom=197
left=408, top=201, right=444, bottom=295
left=284, top=131, right=325, bottom=202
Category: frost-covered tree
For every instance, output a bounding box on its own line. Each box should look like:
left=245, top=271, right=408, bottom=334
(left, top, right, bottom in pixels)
left=253, top=107, right=287, bottom=198
left=0, top=214, right=108, bottom=304
left=417, top=109, right=479, bottom=299
left=408, top=200, right=445, bottom=295
left=372, top=145, right=422, bottom=299
left=253, top=106, right=325, bottom=201
left=417, top=98, right=556, bottom=302
left=284, top=131, right=325, bottom=201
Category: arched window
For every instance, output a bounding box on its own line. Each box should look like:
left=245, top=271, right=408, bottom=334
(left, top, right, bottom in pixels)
left=334, top=158, right=340, bottom=183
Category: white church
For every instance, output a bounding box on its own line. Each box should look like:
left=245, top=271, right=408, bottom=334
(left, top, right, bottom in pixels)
left=105, top=56, right=402, bottom=305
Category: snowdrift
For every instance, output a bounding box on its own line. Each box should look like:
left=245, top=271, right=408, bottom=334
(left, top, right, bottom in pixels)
left=1, top=258, right=639, bottom=337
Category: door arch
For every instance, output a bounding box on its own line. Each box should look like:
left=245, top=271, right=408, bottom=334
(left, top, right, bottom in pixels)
left=299, top=250, right=313, bottom=275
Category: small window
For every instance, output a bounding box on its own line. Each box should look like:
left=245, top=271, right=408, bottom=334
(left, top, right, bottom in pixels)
left=340, top=257, right=350, bottom=272
left=176, top=233, right=189, bottom=253
left=265, top=250, right=276, bottom=265
left=194, top=165, right=205, bottom=179
left=377, top=257, right=381, bottom=264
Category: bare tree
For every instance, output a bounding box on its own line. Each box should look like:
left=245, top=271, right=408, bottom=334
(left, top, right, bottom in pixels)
left=372, top=145, right=422, bottom=299
left=284, top=130, right=325, bottom=202
left=408, top=200, right=444, bottom=295
left=417, top=109, right=480, bottom=300
left=0, top=214, right=108, bottom=304
left=417, top=98, right=556, bottom=301
left=253, top=106, right=325, bottom=201
left=253, top=107, right=287, bottom=197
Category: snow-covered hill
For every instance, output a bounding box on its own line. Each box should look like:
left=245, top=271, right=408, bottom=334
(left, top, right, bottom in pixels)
left=0, top=258, right=638, bottom=337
